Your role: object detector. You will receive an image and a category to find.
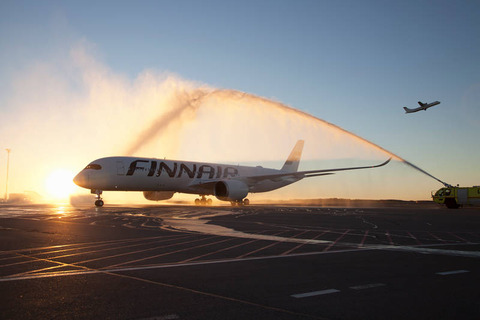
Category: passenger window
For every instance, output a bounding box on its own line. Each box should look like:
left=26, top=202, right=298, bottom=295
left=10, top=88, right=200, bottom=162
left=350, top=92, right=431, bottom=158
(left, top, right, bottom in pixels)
left=85, top=164, right=102, bottom=170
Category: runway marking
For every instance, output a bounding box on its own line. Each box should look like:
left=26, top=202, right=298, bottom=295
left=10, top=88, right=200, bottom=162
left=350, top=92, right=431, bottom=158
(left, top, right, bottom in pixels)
left=236, top=230, right=306, bottom=258
left=323, top=229, right=350, bottom=252
left=179, top=230, right=276, bottom=263
left=291, top=289, right=340, bottom=298
left=236, top=231, right=289, bottom=258
left=164, top=218, right=331, bottom=245
left=0, top=236, right=176, bottom=266
left=448, top=232, right=471, bottom=243
left=0, top=254, right=25, bottom=263
left=5, top=251, right=94, bottom=279
left=0, top=235, right=191, bottom=268
left=2, top=249, right=328, bottom=319
left=2, top=243, right=479, bottom=282
left=180, top=238, right=261, bottom=263
left=0, top=247, right=374, bottom=282
left=10, top=235, right=220, bottom=277
left=407, top=231, right=422, bottom=245
left=436, top=270, right=470, bottom=276
left=103, top=236, right=236, bottom=269
left=42, top=234, right=192, bottom=259
left=106, top=271, right=328, bottom=319
left=349, top=283, right=386, bottom=290
left=282, top=231, right=327, bottom=255
left=0, top=235, right=176, bottom=255
left=290, top=229, right=310, bottom=239
left=383, top=245, right=480, bottom=258
left=359, top=230, right=369, bottom=247
left=428, top=232, right=446, bottom=243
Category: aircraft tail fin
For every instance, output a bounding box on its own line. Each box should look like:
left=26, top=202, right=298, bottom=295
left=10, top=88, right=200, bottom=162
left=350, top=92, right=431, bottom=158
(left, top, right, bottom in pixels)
left=281, top=140, right=304, bottom=172
left=403, top=107, right=410, bottom=113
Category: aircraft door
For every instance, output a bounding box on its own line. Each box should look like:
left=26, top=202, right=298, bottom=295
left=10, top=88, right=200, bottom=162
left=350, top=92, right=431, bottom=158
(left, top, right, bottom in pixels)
left=116, top=160, right=125, bottom=175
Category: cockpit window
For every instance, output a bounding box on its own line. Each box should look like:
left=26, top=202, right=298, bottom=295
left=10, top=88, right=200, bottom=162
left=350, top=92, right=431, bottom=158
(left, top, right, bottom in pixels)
left=85, top=164, right=102, bottom=170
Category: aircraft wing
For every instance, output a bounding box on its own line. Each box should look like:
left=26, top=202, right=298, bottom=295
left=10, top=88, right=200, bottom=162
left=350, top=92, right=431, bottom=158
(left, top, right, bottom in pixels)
left=188, top=158, right=391, bottom=190
left=244, top=157, right=392, bottom=184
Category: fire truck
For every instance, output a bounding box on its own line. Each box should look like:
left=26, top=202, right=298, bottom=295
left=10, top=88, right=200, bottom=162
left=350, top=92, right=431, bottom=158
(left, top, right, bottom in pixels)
left=432, top=186, right=480, bottom=208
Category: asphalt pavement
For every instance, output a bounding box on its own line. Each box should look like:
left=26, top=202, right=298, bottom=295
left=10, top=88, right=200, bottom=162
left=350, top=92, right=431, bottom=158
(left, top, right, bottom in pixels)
left=1, top=204, right=479, bottom=319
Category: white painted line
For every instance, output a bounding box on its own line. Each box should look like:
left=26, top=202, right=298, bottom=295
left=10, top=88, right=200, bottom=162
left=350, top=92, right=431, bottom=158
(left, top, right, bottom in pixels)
left=0, top=248, right=374, bottom=283
left=350, top=283, right=386, bottom=290
left=436, top=270, right=470, bottom=276
left=381, top=245, right=480, bottom=258
left=291, top=289, right=340, bottom=298
left=164, top=218, right=332, bottom=244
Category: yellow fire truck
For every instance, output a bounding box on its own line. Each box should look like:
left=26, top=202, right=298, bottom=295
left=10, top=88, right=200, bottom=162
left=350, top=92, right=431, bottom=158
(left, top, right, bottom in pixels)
left=432, top=186, right=480, bottom=208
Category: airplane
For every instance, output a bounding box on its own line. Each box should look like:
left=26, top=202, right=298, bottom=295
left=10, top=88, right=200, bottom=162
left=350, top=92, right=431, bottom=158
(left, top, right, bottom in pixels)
left=73, top=140, right=391, bottom=207
left=403, top=101, right=440, bottom=113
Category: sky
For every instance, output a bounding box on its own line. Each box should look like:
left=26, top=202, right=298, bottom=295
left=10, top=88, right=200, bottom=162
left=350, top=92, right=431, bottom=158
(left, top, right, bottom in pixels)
left=0, top=0, right=479, bottom=203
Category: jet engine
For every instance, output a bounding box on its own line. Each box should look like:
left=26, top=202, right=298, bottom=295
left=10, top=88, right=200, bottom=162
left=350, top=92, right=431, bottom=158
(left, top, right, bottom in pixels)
left=214, top=180, right=249, bottom=201
left=143, top=191, right=175, bottom=201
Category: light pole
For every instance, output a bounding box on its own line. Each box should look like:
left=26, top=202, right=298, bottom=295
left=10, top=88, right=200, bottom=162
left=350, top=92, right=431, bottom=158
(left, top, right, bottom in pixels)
left=5, top=149, right=10, bottom=202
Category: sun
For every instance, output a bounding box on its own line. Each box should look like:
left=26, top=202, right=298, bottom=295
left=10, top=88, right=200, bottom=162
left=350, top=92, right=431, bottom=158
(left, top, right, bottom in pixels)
left=45, top=169, right=76, bottom=201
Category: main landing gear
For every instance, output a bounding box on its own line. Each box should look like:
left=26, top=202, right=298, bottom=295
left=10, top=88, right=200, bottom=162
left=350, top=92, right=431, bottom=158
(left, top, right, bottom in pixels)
left=194, top=195, right=213, bottom=206
left=230, top=199, right=249, bottom=206
left=92, top=189, right=104, bottom=207
left=193, top=196, right=250, bottom=206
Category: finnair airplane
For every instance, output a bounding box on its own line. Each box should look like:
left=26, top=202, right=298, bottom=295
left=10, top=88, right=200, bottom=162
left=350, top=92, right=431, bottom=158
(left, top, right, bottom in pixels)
left=403, top=101, right=440, bottom=114
left=73, top=140, right=391, bottom=207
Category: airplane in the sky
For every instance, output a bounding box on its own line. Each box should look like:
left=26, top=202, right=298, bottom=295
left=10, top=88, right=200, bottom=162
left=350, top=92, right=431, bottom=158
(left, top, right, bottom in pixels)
left=403, top=101, right=440, bottom=114
left=73, top=140, right=391, bottom=207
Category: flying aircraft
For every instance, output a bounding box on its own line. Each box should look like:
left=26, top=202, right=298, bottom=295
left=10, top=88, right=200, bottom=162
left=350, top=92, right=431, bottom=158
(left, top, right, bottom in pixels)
left=403, top=101, right=440, bottom=113
left=73, top=140, right=391, bottom=207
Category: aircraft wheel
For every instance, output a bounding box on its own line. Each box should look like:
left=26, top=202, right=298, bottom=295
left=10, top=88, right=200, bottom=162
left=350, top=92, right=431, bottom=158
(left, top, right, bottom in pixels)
left=200, top=198, right=207, bottom=206
left=207, top=198, right=213, bottom=206
left=194, top=198, right=200, bottom=205
left=95, top=200, right=104, bottom=207
left=243, top=198, right=250, bottom=206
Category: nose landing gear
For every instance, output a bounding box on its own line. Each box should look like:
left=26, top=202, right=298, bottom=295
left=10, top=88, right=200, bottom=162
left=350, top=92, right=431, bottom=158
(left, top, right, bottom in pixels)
left=91, top=189, right=104, bottom=207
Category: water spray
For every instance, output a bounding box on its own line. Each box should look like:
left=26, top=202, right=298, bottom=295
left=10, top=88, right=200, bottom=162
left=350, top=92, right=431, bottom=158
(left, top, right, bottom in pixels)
left=125, top=88, right=450, bottom=187
left=401, top=160, right=451, bottom=187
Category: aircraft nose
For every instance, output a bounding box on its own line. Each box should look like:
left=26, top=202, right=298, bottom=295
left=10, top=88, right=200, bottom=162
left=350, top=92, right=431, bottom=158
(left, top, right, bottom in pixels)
left=73, top=171, right=88, bottom=187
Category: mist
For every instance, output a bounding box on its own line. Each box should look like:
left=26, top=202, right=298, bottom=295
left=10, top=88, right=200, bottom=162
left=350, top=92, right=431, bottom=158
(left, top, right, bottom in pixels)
left=0, top=40, right=443, bottom=203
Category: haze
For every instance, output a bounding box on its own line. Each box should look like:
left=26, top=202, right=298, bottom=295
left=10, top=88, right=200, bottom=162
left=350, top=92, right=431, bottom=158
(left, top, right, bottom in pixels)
left=0, top=1, right=478, bottom=203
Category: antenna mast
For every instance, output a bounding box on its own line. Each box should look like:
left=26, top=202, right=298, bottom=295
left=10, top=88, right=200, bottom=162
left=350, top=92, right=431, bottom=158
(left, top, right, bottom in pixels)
left=5, top=149, right=10, bottom=201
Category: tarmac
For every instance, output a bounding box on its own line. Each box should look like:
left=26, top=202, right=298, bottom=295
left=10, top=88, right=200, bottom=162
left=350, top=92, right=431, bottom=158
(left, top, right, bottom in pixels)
left=1, top=203, right=480, bottom=319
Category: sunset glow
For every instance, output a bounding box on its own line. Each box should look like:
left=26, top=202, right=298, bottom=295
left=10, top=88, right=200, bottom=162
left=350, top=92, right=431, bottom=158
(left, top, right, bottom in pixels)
left=45, top=169, right=76, bottom=201
left=0, top=1, right=478, bottom=204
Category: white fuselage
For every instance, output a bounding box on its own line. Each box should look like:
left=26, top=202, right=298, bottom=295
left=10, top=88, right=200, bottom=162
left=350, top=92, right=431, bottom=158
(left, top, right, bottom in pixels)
left=73, top=156, right=300, bottom=196
left=73, top=140, right=390, bottom=205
